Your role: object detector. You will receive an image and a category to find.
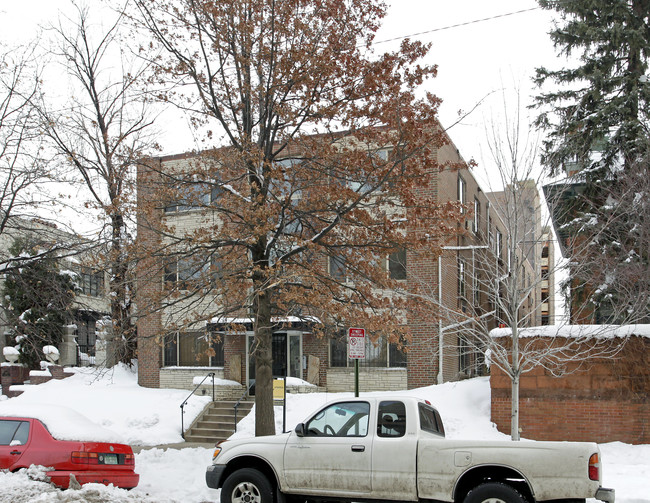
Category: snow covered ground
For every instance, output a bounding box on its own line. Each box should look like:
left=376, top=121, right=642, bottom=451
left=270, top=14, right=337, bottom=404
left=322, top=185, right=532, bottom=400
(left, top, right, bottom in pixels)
left=0, top=364, right=648, bottom=503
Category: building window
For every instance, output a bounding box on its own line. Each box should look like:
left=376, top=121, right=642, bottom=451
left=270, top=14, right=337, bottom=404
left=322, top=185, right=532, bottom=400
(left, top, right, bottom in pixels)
left=388, top=248, right=407, bottom=280
left=542, top=245, right=549, bottom=258
left=329, top=334, right=406, bottom=368
left=459, top=335, right=471, bottom=375
left=458, top=176, right=466, bottom=212
left=74, top=313, right=99, bottom=359
left=164, top=255, right=210, bottom=290
left=541, top=315, right=550, bottom=325
left=329, top=255, right=347, bottom=282
left=163, top=330, right=224, bottom=367
left=164, top=183, right=219, bottom=213
left=79, top=267, right=104, bottom=297
left=496, top=230, right=503, bottom=260
left=458, top=258, right=466, bottom=299
left=541, top=266, right=549, bottom=280
left=473, top=198, right=480, bottom=234
left=541, top=289, right=550, bottom=303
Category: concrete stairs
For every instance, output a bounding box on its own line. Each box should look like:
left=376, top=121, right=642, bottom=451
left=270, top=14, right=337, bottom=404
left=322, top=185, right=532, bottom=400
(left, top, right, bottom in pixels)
left=183, top=400, right=254, bottom=443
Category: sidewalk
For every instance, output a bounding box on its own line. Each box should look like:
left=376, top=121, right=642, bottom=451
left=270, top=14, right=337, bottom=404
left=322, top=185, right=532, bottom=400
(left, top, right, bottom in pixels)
left=132, top=441, right=215, bottom=453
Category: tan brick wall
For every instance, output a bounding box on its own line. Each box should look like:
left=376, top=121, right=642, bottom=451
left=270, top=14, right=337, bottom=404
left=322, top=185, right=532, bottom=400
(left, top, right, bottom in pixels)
left=136, top=159, right=164, bottom=388
left=327, top=367, right=407, bottom=392
left=159, top=367, right=226, bottom=390
left=490, top=336, right=650, bottom=444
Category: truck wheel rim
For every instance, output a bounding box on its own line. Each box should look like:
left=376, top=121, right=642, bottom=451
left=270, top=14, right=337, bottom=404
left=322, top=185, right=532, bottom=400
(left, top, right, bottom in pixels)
left=231, top=482, right=262, bottom=503
left=480, top=499, right=507, bottom=503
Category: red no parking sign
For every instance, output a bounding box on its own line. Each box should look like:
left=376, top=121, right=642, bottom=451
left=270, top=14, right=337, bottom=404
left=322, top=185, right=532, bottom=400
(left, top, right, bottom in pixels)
left=348, top=327, right=366, bottom=359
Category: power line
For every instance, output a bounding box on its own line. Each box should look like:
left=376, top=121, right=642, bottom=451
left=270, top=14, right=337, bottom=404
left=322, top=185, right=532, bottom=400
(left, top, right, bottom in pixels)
left=373, top=7, right=541, bottom=45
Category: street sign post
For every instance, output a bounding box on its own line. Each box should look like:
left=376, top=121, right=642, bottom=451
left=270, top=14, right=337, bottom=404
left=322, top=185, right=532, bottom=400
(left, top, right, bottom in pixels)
left=348, top=328, right=365, bottom=396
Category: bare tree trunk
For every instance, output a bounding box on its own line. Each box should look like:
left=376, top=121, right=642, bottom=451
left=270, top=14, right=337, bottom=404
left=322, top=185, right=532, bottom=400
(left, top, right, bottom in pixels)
left=110, top=211, right=134, bottom=363
left=253, top=281, right=276, bottom=437
left=510, top=374, right=520, bottom=441
left=511, top=325, right=520, bottom=441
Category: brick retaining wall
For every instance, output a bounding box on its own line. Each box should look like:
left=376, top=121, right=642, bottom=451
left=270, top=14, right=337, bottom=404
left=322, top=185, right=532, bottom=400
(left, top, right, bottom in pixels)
left=490, top=336, right=650, bottom=444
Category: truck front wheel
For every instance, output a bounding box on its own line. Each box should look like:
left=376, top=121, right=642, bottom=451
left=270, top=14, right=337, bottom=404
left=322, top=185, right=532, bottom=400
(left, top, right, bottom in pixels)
left=463, top=482, right=528, bottom=503
left=222, top=468, right=274, bottom=503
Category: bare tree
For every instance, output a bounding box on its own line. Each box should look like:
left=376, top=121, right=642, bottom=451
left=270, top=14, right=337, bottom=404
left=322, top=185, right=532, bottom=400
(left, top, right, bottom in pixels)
left=132, top=0, right=466, bottom=436
left=403, top=91, right=625, bottom=440
left=33, top=3, right=157, bottom=364
left=0, top=43, right=54, bottom=254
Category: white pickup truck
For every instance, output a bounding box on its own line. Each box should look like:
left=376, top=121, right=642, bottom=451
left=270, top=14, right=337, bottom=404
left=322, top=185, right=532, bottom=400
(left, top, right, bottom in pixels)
left=206, top=396, right=615, bottom=503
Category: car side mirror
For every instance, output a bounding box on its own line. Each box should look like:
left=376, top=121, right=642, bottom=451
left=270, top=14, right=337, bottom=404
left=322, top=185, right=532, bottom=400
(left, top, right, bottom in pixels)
left=294, top=423, right=306, bottom=437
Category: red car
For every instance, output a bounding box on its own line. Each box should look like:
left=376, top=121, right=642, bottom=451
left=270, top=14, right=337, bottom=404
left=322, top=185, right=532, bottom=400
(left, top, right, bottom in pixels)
left=0, top=415, right=139, bottom=489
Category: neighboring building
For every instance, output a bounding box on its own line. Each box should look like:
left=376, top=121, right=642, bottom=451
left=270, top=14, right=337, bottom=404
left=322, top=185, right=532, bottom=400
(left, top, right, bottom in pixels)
left=486, top=180, right=556, bottom=329
left=540, top=227, right=555, bottom=326
left=135, top=134, right=542, bottom=392
left=0, top=217, right=110, bottom=363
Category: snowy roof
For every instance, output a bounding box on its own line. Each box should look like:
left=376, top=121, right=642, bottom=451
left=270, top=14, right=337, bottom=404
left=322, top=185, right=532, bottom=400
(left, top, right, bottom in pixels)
left=490, top=324, right=650, bottom=340
left=209, top=315, right=321, bottom=326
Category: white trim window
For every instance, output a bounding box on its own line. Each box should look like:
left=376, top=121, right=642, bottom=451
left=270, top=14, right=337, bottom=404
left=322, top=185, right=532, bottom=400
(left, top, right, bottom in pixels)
left=458, top=176, right=466, bottom=212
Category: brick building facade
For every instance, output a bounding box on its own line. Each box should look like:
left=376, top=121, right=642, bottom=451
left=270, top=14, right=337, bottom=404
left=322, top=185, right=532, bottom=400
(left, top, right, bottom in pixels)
left=135, top=134, right=543, bottom=393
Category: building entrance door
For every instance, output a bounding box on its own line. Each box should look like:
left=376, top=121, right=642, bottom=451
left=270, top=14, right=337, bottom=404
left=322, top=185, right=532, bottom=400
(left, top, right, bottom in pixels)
left=247, top=331, right=302, bottom=391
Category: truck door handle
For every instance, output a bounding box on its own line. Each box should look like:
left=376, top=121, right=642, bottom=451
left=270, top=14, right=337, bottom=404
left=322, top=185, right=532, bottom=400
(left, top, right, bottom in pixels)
left=10, top=451, right=22, bottom=455
left=351, top=445, right=365, bottom=452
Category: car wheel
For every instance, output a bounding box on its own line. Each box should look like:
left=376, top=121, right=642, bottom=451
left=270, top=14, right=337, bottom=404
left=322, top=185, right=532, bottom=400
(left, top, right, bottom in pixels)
left=222, top=468, right=274, bottom=503
left=463, top=482, right=528, bottom=503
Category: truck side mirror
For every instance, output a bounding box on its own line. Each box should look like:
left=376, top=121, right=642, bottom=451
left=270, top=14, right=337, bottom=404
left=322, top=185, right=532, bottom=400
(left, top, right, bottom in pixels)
left=294, top=423, right=306, bottom=437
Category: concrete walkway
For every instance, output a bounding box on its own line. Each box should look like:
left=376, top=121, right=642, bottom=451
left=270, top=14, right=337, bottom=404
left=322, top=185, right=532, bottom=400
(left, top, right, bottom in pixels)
left=132, top=441, right=215, bottom=453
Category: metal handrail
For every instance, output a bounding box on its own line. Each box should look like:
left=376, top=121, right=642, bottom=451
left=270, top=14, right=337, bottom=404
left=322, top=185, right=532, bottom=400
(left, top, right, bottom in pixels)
left=180, top=372, right=215, bottom=439
left=233, top=381, right=255, bottom=432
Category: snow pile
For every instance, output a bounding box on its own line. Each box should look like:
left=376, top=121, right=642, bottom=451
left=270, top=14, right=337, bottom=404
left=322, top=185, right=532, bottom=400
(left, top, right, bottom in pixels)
left=230, top=378, right=505, bottom=441
left=0, top=363, right=210, bottom=446
left=0, top=369, right=647, bottom=502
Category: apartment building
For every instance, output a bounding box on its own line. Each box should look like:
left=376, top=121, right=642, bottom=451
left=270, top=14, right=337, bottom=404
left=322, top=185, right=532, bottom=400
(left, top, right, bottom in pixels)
left=0, top=217, right=110, bottom=363
left=135, top=134, right=540, bottom=392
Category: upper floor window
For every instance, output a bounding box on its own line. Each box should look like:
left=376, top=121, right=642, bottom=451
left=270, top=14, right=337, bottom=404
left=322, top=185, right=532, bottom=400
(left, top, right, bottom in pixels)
left=473, top=198, right=480, bottom=234
left=458, top=176, right=466, bottom=212
left=164, top=255, right=210, bottom=290
left=458, top=258, right=466, bottom=298
left=541, top=266, right=549, bottom=280
left=496, top=230, right=503, bottom=260
left=388, top=248, right=407, bottom=280
left=79, top=267, right=104, bottom=297
left=164, top=183, right=220, bottom=213
left=329, top=255, right=347, bottom=282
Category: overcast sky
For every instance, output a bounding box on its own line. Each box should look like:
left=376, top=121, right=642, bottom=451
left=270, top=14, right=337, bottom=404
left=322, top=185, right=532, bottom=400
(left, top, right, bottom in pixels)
left=2, top=0, right=565, bottom=194
left=1, top=1, right=568, bottom=318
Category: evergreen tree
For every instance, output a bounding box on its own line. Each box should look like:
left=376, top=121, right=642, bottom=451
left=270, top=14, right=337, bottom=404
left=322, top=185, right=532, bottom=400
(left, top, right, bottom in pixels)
left=535, top=0, right=650, bottom=323
left=534, top=0, right=650, bottom=176
left=2, top=239, right=79, bottom=369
